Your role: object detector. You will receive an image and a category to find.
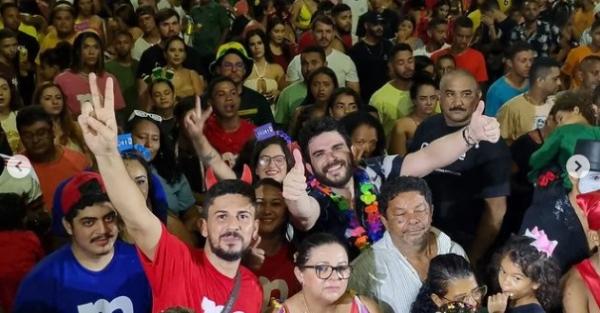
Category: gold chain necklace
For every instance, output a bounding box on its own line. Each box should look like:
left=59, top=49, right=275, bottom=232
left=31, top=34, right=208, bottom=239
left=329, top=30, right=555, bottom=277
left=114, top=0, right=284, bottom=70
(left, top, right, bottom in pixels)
left=302, top=291, right=312, bottom=313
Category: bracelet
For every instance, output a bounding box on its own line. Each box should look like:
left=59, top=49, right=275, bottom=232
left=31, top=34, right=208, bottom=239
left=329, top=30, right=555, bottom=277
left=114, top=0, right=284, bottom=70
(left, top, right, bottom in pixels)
left=462, top=127, right=478, bottom=148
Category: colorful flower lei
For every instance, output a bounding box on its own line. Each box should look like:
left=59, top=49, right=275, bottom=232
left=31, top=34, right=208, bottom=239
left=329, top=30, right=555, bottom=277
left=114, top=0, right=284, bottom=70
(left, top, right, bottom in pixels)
left=308, top=170, right=384, bottom=250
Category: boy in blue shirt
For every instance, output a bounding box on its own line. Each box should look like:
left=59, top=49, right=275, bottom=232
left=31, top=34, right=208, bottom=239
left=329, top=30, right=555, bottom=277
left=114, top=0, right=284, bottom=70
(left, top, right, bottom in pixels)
left=13, top=171, right=152, bottom=313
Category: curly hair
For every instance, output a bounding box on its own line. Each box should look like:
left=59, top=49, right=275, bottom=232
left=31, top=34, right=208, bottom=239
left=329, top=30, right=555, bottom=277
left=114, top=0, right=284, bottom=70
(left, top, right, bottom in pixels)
left=411, top=254, right=475, bottom=313
left=490, top=235, right=561, bottom=311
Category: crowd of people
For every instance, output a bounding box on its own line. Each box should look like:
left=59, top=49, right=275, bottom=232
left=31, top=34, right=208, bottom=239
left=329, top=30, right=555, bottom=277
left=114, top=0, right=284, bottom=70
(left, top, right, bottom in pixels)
left=0, top=0, right=600, bottom=312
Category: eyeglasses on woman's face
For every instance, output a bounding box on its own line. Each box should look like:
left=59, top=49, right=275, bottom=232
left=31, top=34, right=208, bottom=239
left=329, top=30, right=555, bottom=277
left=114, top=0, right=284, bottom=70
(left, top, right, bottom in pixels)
left=300, top=264, right=353, bottom=280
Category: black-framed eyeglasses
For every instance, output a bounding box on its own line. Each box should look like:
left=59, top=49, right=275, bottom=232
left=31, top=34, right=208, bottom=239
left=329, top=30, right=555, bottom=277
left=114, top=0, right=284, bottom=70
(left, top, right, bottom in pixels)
left=128, top=109, right=163, bottom=123
left=301, top=264, right=353, bottom=280
left=258, top=155, right=286, bottom=168
left=439, top=285, right=487, bottom=304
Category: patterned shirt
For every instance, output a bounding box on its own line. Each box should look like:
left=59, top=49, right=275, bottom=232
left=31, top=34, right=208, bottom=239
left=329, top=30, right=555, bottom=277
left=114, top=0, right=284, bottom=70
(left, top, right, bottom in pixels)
left=510, top=20, right=560, bottom=57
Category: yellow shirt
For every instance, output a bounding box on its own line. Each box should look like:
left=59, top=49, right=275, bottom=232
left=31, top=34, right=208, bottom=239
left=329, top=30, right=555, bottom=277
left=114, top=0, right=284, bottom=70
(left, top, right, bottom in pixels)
left=36, top=29, right=77, bottom=64
left=468, top=10, right=481, bottom=31
left=0, top=111, right=22, bottom=153
left=497, top=94, right=553, bottom=141
left=0, top=21, right=39, bottom=40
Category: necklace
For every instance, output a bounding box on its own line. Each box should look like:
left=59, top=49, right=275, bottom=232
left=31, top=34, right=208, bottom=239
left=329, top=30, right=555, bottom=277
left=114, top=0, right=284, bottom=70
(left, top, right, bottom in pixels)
left=254, top=60, right=268, bottom=78
left=308, top=169, right=384, bottom=250
left=302, top=291, right=312, bottom=313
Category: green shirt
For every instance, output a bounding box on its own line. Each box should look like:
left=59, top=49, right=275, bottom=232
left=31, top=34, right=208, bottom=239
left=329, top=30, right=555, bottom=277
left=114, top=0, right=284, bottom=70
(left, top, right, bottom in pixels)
left=528, top=124, right=600, bottom=189
left=368, top=82, right=413, bottom=137
left=275, top=81, right=307, bottom=128
left=190, top=2, right=230, bottom=57
left=105, top=60, right=139, bottom=123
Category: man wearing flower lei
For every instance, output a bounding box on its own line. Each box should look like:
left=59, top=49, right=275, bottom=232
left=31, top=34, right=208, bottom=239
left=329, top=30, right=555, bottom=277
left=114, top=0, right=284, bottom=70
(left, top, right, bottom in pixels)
left=282, top=77, right=501, bottom=258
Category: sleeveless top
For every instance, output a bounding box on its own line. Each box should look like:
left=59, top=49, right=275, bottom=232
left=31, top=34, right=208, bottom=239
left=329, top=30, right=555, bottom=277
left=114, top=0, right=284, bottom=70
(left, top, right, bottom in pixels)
left=297, top=1, right=312, bottom=30
left=274, top=295, right=371, bottom=313
left=576, top=259, right=600, bottom=308
left=243, top=63, right=279, bottom=95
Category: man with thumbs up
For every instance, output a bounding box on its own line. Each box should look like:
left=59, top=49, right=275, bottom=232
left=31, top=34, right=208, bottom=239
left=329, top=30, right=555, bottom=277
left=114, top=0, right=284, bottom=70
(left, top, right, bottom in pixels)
left=409, top=69, right=511, bottom=265
left=283, top=69, right=501, bottom=259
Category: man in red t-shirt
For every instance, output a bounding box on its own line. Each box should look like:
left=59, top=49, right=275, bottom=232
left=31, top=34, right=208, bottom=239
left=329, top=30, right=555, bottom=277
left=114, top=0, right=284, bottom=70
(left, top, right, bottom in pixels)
left=431, top=16, right=488, bottom=85
left=78, top=73, right=263, bottom=313
left=203, top=76, right=255, bottom=156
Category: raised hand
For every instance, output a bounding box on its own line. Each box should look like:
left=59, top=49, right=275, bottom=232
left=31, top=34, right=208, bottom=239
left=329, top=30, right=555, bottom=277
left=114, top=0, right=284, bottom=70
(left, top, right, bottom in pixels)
left=351, top=145, right=366, bottom=163
left=184, top=96, right=212, bottom=137
left=487, top=292, right=509, bottom=313
left=77, top=73, right=119, bottom=156
left=282, top=149, right=308, bottom=201
left=246, top=236, right=266, bottom=271
left=468, top=100, right=501, bottom=144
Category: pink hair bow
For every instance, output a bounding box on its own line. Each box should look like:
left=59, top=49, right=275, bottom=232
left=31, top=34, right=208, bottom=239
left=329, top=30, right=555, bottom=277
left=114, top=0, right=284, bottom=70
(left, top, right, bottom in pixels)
left=523, top=227, right=558, bottom=257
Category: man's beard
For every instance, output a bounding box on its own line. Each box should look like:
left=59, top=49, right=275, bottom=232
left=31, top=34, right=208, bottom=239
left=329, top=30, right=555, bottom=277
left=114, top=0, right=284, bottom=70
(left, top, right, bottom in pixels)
left=314, top=157, right=354, bottom=188
left=209, top=231, right=247, bottom=261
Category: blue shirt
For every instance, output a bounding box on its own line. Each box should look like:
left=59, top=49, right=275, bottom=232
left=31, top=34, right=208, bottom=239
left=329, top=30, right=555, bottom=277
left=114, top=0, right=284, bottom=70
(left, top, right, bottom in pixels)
left=485, top=76, right=529, bottom=117
left=14, top=241, right=152, bottom=313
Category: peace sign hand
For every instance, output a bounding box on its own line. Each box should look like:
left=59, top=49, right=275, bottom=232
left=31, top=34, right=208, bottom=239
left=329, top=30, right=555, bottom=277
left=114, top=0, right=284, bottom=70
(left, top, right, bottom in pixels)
left=184, top=96, right=212, bottom=137
left=77, top=73, right=119, bottom=156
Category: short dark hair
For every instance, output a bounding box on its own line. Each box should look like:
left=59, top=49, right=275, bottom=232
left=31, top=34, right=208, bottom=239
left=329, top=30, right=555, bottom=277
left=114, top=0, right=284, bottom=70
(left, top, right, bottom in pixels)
left=295, top=232, right=347, bottom=267
left=505, top=41, right=533, bottom=60
left=427, top=17, right=447, bottom=30
left=201, top=180, right=256, bottom=218
left=581, top=55, right=600, bottom=70
left=529, top=57, right=560, bottom=85
left=206, top=76, right=237, bottom=99
left=331, top=3, right=351, bottom=16
left=136, top=5, right=156, bottom=21
left=0, top=2, right=18, bottom=17
left=71, top=31, right=104, bottom=73
left=550, top=90, right=597, bottom=125
left=389, top=43, right=413, bottom=62
left=410, top=75, right=437, bottom=99
left=301, top=45, right=326, bottom=62
left=378, top=176, right=433, bottom=216
left=114, top=29, right=133, bottom=40
left=156, top=8, right=179, bottom=24
left=411, top=254, right=474, bottom=313
left=453, top=16, right=473, bottom=31
left=298, top=117, right=352, bottom=162
left=0, top=28, right=17, bottom=42
left=339, top=111, right=386, bottom=157
left=311, top=14, right=335, bottom=30
left=40, top=42, right=72, bottom=71
left=480, top=0, right=500, bottom=13
left=415, top=56, right=434, bottom=76
left=17, top=105, right=52, bottom=132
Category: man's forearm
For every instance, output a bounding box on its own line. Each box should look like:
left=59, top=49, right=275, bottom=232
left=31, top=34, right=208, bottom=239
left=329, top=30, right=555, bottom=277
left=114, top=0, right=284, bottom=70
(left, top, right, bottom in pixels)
left=95, top=152, right=161, bottom=234
left=285, top=195, right=319, bottom=231
left=191, top=135, right=236, bottom=180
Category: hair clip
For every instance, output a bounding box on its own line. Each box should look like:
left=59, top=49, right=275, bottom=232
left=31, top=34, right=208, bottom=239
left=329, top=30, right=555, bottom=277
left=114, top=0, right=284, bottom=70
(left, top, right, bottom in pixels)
left=142, top=67, right=174, bottom=85
left=523, top=226, right=558, bottom=257
left=255, top=123, right=292, bottom=144
left=118, top=133, right=152, bottom=161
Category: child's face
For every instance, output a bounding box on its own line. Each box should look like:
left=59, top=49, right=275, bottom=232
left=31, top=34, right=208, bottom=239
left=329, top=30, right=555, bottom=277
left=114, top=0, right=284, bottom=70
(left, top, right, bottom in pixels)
left=497, top=255, right=540, bottom=301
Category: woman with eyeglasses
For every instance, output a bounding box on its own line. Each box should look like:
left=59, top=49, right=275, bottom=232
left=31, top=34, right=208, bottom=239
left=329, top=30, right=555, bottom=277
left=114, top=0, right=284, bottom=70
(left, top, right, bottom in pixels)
left=411, top=254, right=486, bottom=313
left=235, top=134, right=294, bottom=184
left=163, top=37, right=204, bottom=100
left=34, top=82, right=87, bottom=153
left=272, top=233, right=380, bottom=313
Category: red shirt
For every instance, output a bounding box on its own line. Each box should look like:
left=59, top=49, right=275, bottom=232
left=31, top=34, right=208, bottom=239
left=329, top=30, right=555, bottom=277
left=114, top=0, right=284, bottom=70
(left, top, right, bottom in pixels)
left=138, top=225, right=263, bottom=313
left=253, top=243, right=301, bottom=304
left=0, top=230, right=43, bottom=312
left=203, top=114, right=256, bottom=155
left=431, top=47, right=488, bottom=82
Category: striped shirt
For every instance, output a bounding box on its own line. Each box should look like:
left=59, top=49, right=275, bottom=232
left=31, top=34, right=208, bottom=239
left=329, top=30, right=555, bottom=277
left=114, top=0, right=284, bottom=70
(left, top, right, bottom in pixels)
left=349, top=229, right=467, bottom=313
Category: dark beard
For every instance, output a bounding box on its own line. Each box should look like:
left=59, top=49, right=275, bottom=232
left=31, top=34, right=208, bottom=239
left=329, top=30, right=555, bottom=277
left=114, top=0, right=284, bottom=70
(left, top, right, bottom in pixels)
left=314, top=165, right=353, bottom=188
left=209, top=232, right=248, bottom=261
